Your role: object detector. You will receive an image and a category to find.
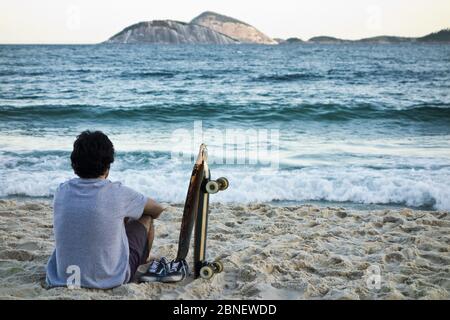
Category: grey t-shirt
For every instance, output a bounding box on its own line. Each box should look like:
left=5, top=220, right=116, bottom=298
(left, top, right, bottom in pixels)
left=46, top=178, right=148, bottom=289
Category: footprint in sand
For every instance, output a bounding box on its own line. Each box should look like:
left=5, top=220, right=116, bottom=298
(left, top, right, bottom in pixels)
left=420, top=253, right=449, bottom=265
left=238, top=266, right=258, bottom=282
left=15, top=241, right=41, bottom=251
left=0, top=211, right=13, bottom=217
left=18, top=203, right=45, bottom=211
left=384, top=252, right=404, bottom=264
left=0, top=249, right=35, bottom=261
left=240, top=282, right=261, bottom=297
left=335, top=211, right=348, bottom=219
left=383, top=216, right=405, bottom=225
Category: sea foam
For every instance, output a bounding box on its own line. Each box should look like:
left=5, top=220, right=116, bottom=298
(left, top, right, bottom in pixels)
left=1, top=163, right=449, bottom=211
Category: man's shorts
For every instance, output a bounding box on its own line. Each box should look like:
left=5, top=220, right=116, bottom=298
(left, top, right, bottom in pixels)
left=125, top=220, right=149, bottom=281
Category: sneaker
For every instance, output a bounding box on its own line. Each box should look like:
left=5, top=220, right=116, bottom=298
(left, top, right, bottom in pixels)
left=140, top=257, right=169, bottom=282
left=161, top=259, right=189, bottom=283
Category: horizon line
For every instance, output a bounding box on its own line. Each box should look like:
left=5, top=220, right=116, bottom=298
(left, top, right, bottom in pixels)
left=1, top=27, right=448, bottom=46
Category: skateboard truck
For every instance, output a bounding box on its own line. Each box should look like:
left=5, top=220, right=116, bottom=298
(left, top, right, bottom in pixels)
left=199, top=260, right=224, bottom=280
left=205, top=177, right=229, bottom=194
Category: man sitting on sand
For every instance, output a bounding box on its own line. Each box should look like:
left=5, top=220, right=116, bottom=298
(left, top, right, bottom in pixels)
left=46, top=130, right=188, bottom=289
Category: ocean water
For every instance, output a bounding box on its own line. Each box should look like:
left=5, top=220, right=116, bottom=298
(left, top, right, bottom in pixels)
left=0, top=44, right=449, bottom=210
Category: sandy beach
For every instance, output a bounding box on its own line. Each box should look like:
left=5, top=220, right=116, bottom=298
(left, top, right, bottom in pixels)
left=0, top=199, right=448, bottom=300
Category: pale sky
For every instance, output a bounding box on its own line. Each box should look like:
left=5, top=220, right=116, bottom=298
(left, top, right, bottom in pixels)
left=0, top=0, right=449, bottom=44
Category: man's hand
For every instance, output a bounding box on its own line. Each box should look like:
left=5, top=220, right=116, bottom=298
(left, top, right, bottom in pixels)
left=142, top=198, right=165, bottom=219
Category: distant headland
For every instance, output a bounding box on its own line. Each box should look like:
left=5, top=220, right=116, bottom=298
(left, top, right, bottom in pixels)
left=105, top=11, right=450, bottom=45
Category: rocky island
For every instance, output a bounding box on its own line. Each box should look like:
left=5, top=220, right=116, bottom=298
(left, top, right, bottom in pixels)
left=278, top=37, right=304, bottom=45
left=419, top=28, right=450, bottom=42
left=190, top=11, right=276, bottom=45
left=306, top=29, right=450, bottom=44
left=105, top=13, right=450, bottom=45
left=105, top=20, right=237, bottom=44
left=308, top=36, right=349, bottom=44
left=106, top=11, right=276, bottom=44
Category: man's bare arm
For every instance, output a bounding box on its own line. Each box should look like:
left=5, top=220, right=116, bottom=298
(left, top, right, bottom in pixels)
left=142, top=198, right=165, bottom=219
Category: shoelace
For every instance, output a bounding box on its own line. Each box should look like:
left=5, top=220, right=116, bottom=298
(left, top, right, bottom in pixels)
left=170, top=261, right=180, bottom=272
left=149, top=260, right=160, bottom=273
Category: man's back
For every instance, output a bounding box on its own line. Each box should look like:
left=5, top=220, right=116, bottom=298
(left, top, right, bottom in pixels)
left=46, top=178, right=147, bottom=289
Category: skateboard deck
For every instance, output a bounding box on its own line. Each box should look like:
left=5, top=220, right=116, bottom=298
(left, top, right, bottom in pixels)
left=193, top=164, right=210, bottom=277
left=176, top=161, right=204, bottom=260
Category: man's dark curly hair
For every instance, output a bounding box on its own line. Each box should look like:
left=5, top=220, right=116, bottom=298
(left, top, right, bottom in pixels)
left=71, top=131, right=115, bottom=179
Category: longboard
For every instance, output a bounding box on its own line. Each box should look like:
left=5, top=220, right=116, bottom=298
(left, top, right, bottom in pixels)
left=176, top=144, right=229, bottom=279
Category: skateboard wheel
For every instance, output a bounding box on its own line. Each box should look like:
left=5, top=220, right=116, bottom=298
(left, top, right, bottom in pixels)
left=206, top=181, right=219, bottom=194
left=212, top=261, right=224, bottom=273
left=200, top=266, right=214, bottom=280
left=216, top=178, right=229, bottom=191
